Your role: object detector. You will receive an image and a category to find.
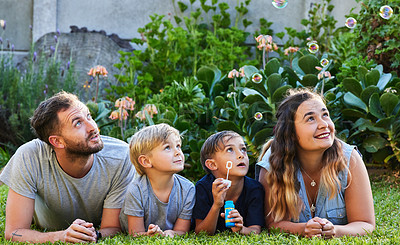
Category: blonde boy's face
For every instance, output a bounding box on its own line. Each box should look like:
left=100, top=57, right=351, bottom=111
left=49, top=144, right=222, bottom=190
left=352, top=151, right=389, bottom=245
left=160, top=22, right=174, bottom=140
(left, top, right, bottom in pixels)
left=208, top=136, right=249, bottom=178
left=146, top=134, right=184, bottom=174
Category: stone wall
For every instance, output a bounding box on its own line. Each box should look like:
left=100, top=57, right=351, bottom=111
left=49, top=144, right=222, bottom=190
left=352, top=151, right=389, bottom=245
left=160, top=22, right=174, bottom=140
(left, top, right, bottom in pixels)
left=1, top=0, right=360, bottom=54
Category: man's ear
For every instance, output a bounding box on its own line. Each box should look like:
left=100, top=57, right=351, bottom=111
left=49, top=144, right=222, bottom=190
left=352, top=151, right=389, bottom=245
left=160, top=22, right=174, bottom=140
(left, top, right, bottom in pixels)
left=138, top=155, right=152, bottom=168
left=205, top=159, right=217, bottom=171
left=48, top=135, right=65, bottom=149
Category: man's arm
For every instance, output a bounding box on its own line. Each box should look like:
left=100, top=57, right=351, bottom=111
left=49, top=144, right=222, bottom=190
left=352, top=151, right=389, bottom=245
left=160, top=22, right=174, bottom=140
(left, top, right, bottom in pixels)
left=5, top=189, right=96, bottom=243
left=98, top=208, right=122, bottom=239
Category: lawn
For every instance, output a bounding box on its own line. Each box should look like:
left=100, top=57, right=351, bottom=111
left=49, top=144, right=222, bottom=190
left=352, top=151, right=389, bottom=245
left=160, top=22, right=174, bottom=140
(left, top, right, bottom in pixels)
left=0, top=172, right=398, bottom=244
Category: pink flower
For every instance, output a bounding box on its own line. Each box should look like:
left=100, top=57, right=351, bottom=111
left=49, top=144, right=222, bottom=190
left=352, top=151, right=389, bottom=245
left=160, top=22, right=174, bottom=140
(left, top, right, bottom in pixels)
left=239, top=67, right=245, bottom=77
left=109, top=110, right=120, bottom=120
left=255, top=34, right=277, bottom=52
left=284, top=47, right=299, bottom=56
left=228, top=69, right=240, bottom=78
left=88, top=65, right=108, bottom=77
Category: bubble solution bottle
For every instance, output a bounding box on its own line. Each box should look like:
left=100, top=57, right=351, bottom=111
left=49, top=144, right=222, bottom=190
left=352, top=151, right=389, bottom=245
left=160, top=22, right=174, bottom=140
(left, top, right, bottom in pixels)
left=225, top=200, right=235, bottom=228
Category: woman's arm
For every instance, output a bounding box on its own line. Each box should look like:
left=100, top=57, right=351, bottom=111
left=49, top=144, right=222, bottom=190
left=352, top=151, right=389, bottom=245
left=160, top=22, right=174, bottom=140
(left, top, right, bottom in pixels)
left=334, top=149, right=375, bottom=237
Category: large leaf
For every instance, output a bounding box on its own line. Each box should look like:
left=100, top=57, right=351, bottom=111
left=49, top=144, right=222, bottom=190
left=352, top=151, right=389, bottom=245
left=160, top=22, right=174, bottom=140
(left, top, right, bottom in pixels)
left=357, top=66, right=368, bottom=85
left=298, top=54, right=319, bottom=74
left=380, top=93, right=399, bottom=116
left=377, top=73, right=392, bottom=90
left=283, top=66, right=301, bottom=87
left=369, top=93, right=385, bottom=119
left=242, top=88, right=269, bottom=104
left=197, top=65, right=222, bottom=97
left=361, top=86, right=379, bottom=105
left=264, top=58, right=281, bottom=77
left=243, top=94, right=265, bottom=105
left=272, top=85, right=292, bottom=103
left=291, top=56, right=305, bottom=76
left=362, top=135, right=387, bottom=153
left=242, top=65, right=260, bottom=79
left=301, top=74, right=319, bottom=87
left=217, top=121, right=245, bottom=136
left=253, top=127, right=274, bottom=147
left=344, top=92, right=368, bottom=112
left=266, top=73, right=282, bottom=97
left=342, top=78, right=362, bottom=97
left=341, top=109, right=367, bottom=119
left=365, top=69, right=380, bottom=87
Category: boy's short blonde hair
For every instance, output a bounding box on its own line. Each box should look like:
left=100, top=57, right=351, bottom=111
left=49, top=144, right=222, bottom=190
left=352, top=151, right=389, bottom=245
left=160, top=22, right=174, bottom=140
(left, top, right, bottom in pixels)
left=129, top=123, right=180, bottom=175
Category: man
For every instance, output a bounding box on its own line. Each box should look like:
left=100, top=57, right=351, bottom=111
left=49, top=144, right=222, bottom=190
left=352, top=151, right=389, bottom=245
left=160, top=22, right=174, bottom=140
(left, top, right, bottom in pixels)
left=0, top=91, right=134, bottom=243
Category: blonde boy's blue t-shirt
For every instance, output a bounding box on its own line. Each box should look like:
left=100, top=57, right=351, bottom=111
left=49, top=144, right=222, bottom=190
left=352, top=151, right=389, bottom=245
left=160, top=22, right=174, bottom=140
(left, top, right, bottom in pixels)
left=192, top=174, right=265, bottom=232
left=119, top=174, right=195, bottom=232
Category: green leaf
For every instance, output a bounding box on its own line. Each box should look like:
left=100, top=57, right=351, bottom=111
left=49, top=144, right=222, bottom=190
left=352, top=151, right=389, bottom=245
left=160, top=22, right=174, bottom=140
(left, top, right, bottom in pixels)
left=253, top=128, right=274, bottom=147
left=215, top=96, right=225, bottom=108
left=369, top=93, right=385, bottom=119
left=264, top=58, right=280, bottom=77
left=272, top=85, right=292, bottom=103
left=344, top=92, right=368, bottom=112
left=341, top=109, right=367, bottom=119
left=298, top=54, right=319, bottom=74
left=357, top=66, right=368, bottom=85
left=242, top=94, right=264, bottom=104
left=301, top=74, right=319, bottom=87
left=217, top=121, right=245, bottom=135
left=197, top=65, right=222, bottom=97
left=362, top=135, right=387, bottom=153
left=380, top=93, right=399, bottom=116
left=361, top=86, right=380, bottom=105
left=377, top=73, right=392, bottom=91
left=242, top=65, right=260, bottom=79
left=342, top=78, right=362, bottom=97
left=266, top=74, right=282, bottom=97
left=365, top=69, right=380, bottom=87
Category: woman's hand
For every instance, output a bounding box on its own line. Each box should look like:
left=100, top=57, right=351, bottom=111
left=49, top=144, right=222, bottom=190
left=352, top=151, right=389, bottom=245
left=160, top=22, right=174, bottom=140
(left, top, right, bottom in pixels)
left=318, top=218, right=336, bottom=238
left=304, top=217, right=323, bottom=238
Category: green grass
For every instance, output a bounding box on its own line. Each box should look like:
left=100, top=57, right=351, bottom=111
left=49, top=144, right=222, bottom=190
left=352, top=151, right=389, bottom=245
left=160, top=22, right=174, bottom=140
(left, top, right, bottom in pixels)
left=0, top=173, right=398, bottom=244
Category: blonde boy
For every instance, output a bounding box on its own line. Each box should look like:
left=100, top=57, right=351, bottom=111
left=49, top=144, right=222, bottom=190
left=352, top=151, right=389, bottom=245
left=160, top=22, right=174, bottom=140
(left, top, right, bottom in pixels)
left=119, top=123, right=195, bottom=237
left=192, top=131, right=264, bottom=235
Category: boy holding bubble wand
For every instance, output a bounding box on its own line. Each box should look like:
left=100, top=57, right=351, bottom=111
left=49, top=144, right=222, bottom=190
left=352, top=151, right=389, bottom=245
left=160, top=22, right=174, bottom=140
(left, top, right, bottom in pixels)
left=192, top=131, right=265, bottom=235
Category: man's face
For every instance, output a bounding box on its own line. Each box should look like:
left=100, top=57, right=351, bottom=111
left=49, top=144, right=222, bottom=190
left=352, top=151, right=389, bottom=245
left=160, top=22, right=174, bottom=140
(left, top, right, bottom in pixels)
left=55, top=102, right=103, bottom=156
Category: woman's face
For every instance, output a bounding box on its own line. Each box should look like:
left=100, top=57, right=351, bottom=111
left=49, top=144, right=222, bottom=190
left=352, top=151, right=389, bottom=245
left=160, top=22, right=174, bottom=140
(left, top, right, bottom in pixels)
left=294, top=98, right=335, bottom=153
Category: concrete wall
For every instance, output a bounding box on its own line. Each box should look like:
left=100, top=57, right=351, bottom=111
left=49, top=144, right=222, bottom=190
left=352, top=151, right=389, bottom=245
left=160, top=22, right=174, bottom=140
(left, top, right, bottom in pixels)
left=0, top=0, right=360, bottom=53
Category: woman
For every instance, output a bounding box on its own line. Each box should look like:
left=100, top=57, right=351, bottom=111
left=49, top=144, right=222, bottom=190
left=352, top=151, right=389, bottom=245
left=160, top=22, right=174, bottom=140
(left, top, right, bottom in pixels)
left=256, top=88, right=375, bottom=238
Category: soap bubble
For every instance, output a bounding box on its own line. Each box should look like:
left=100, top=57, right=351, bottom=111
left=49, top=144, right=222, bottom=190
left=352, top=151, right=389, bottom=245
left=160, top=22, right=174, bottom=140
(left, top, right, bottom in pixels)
left=308, top=43, right=319, bottom=54
left=380, top=5, right=393, bottom=20
left=345, top=17, right=357, bottom=29
left=272, top=0, right=288, bottom=9
left=254, top=112, right=263, bottom=121
left=252, top=73, right=263, bottom=84
left=320, top=58, right=329, bottom=67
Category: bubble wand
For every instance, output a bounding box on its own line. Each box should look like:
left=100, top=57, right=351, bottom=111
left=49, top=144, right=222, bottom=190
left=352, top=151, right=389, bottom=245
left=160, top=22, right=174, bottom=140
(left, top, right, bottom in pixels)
left=222, top=161, right=233, bottom=188
left=226, top=161, right=232, bottom=180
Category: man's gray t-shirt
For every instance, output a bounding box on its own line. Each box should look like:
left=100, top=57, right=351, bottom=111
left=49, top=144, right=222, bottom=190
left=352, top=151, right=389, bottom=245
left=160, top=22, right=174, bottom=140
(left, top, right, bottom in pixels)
left=119, top=174, right=195, bottom=232
left=0, top=136, right=134, bottom=230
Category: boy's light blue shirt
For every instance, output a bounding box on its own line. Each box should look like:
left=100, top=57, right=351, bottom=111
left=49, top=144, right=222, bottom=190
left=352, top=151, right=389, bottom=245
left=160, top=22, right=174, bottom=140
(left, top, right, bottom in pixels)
left=119, top=173, right=195, bottom=232
left=255, top=140, right=355, bottom=225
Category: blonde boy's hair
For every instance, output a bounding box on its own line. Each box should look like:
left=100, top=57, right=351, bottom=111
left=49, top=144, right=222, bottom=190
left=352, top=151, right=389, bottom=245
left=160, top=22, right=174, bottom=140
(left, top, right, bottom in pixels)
left=129, top=123, right=180, bottom=175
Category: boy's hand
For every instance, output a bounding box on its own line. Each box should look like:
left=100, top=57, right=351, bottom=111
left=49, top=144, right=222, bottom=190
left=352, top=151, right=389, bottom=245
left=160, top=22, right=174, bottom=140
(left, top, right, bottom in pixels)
left=220, top=209, right=243, bottom=233
left=147, top=224, right=164, bottom=236
left=212, top=178, right=229, bottom=208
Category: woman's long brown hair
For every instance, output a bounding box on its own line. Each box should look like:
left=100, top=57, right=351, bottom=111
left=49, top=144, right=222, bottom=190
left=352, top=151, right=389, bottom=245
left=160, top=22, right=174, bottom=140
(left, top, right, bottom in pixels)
left=260, top=88, right=348, bottom=222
